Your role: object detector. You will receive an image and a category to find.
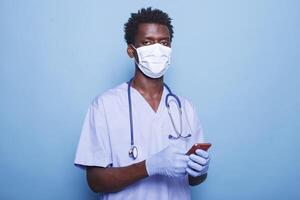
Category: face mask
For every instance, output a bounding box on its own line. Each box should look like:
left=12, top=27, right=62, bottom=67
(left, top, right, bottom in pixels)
left=132, top=43, right=172, bottom=78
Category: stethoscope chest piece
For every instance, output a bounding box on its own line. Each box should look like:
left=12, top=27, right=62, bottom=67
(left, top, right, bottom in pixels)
left=129, top=145, right=138, bottom=160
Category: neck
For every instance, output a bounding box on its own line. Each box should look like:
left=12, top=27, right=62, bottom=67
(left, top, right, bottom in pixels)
left=131, top=69, right=164, bottom=97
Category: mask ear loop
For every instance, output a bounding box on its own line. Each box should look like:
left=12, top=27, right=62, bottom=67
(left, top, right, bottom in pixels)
left=130, top=44, right=140, bottom=66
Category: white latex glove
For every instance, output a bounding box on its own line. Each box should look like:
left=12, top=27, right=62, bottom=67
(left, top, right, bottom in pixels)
left=145, top=145, right=189, bottom=177
left=186, top=149, right=210, bottom=177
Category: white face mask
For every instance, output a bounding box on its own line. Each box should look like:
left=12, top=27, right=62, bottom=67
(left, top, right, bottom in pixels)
left=132, top=43, right=172, bottom=78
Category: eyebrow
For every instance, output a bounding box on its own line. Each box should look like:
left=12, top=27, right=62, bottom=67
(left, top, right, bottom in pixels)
left=143, top=36, right=170, bottom=40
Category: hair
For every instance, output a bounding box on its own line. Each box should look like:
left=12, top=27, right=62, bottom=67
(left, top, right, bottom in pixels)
left=124, top=7, right=174, bottom=45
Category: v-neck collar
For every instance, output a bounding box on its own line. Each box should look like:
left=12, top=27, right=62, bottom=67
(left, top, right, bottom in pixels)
left=130, top=85, right=166, bottom=115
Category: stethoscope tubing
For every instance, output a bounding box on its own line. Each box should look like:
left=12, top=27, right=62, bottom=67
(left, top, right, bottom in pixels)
left=127, top=78, right=190, bottom=159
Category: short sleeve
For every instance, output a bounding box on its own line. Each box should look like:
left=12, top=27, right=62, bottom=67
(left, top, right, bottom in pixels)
left=74, top=98, right=112, bottom=169
left=183, top=98, right=204, bottom=143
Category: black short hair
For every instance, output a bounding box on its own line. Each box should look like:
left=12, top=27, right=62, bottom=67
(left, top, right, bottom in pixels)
left=124, top=7, right=174, bottom=45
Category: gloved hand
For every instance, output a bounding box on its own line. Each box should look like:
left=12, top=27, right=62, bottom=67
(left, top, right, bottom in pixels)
left=186, top=149, right=210, bottom=177
left=145, top=145, right=189, bottom=177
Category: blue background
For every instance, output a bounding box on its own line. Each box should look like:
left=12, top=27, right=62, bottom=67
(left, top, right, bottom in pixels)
left=1, top=0, right=299, bottom=199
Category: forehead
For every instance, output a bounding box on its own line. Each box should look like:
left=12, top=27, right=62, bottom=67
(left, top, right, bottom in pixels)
left=136, top=23, right=170, bottom=39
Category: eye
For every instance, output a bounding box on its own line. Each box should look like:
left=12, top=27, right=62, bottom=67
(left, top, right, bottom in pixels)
left=142, top=41, right=152, bottom=46
left=160, top=41, right=170, bottom=46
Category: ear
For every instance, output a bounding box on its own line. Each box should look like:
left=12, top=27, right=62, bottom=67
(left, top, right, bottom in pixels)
left=127, top=45, right=135, bottom=58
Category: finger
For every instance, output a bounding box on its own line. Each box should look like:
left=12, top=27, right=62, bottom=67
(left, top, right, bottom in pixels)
left=202, top=165, right=209, bottom=174
left=178, top=154, right=190, bottom=162
left=186, top=167, right=199, bottom=177
left=197, top=165, right=208, bottom=176
left=165, top=170, right=186, bottom=177
left=195, top=149, right=209, bottom=159
left=206, top=157, right=211, bottom=165
left=188, top=160, right=203, bottom=172
left=175, top=165, right=188, bottom=174
left=168, top=144, right=185, bottom=154
left=171, top=157, right=190, bottom=169
left=186, top=164, right=209, bottom=177
left=174, top=171, right=187, bottom=177
left=173, top=146, right=187, bottom=155
left=189, top=154, right=208, bottom=165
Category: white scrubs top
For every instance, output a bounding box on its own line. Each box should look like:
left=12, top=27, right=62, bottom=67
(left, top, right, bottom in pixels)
left=74, top=82, right=205, bottom=200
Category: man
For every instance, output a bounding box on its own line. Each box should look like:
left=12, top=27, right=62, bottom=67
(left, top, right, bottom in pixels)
left=74, top=7, right=211, bottom=200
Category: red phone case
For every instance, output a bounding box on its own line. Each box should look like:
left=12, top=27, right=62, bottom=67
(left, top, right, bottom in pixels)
left=186, top=143, right=212, bottom=155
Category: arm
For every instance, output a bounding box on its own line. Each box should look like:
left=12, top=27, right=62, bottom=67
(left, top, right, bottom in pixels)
left=86, top=160, right=148, bottom=193
left=188, top=173, right=207, bottom=186
left=86, top=145, right=190, bottom=193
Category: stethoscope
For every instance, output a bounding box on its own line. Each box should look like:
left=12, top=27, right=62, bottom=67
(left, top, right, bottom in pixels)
left=127, top=78, right=191, bottom=160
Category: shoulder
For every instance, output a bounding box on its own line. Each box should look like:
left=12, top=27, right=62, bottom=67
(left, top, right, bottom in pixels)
left=178, top=95, right=196, bottom=112
left=91, top=82, right=128, bottom=108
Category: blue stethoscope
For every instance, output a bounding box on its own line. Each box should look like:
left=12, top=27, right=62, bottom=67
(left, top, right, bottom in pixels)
left=127, top=78, right=191, bottom=160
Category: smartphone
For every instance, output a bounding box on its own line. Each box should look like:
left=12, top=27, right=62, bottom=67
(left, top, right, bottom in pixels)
left=186, top=143, right=212, bottom=155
